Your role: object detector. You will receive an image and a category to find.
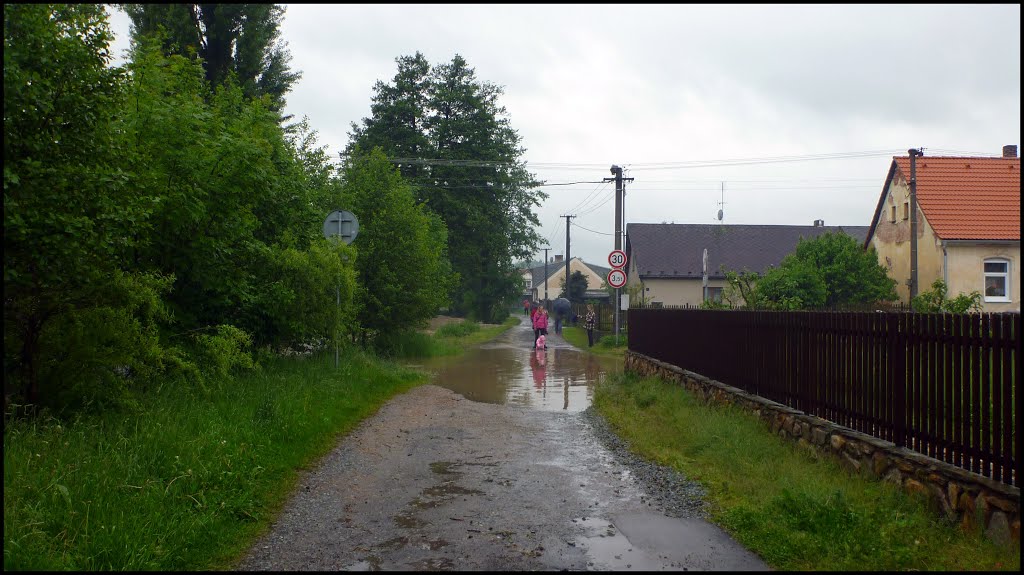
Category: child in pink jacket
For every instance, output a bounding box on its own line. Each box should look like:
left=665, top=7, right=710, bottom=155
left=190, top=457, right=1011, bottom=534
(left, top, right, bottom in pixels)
left=532, top=308, right=548, bottom=349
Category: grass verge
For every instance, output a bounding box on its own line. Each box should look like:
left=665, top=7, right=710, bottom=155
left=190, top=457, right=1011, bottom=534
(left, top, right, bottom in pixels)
left=561, top=325, right=626, bottom=359
left=389, top=316, right=519, bottom=359
left=3, top=315, right=519, bottom=570
left=592, top=372, right=1020, bottom=571
left=3, top=349, right=423, bottom=571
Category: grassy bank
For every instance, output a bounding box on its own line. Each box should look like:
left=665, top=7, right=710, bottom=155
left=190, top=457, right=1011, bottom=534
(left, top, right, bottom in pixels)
left=3, top=349, right=423, bottom=571
left=592, top=372, right=1019, bottom=571
left=561, top=325, right=626, bottom=359
left=388, top=316, right=519, bottom=359
left=3, top=316, right=515, bottom=571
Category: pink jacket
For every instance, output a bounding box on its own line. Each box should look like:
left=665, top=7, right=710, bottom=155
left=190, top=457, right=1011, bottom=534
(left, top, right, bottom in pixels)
left=533, top=312, right=548, bottom=330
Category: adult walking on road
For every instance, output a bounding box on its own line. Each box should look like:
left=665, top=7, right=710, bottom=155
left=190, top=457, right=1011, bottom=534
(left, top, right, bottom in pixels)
left=585, top=303, right=597, bottom=347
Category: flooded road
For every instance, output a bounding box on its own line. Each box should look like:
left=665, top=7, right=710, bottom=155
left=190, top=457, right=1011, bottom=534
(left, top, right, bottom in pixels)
left=415, top=316, right=620, bottom=412
left=238, top=315, right=768, bottom=571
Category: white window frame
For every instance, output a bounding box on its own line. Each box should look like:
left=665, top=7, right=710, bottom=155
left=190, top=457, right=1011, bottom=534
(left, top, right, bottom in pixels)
left=983, top=258, right=1011, bottom=303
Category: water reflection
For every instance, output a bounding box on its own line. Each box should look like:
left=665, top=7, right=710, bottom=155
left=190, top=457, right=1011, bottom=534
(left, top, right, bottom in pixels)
left=414, top=318, right=620, bottom=412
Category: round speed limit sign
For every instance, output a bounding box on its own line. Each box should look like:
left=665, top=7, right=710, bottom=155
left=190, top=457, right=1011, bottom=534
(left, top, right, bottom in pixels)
left=607, top=268, right=627, bottom=288
left=608, top=249, right=627, bottom=269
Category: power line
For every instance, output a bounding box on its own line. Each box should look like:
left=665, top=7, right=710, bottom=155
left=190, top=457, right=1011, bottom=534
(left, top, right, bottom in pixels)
left=572, top=221, right=613, bottom=236
left=378, top=148, right=907, bottom=171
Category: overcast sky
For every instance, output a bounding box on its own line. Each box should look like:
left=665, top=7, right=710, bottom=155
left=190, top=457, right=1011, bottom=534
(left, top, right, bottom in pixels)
left=105, top=4, right=1020, bottom=268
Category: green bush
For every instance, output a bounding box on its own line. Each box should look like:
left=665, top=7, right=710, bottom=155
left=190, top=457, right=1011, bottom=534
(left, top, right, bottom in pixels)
left=193, top=325, right=256, bottom=382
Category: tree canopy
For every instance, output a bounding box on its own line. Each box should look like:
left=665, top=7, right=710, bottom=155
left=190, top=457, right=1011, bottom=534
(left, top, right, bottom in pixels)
left=717, top=232, right=897, bottom=310
left=4, top=5, right=347, bottom=412
left=122, top=3, right=301, bottom=114
left=347, top=52, right=547, bottom=322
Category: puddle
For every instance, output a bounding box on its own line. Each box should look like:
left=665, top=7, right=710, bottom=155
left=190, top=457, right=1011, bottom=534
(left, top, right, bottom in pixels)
left=574, top=516, right=663, bottom=571
left=415, top=317, right=621, bottom=411
left=573, top=513, right=770, bottom=571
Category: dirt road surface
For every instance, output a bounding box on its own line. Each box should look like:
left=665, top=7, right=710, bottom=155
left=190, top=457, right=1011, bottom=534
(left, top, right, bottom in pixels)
left=236, top=318, right=768, bottom=571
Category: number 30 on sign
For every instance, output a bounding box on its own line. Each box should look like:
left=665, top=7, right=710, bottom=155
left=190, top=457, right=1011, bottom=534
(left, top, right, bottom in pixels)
left=607, top=269, right=627, bottom=288
left=608, top=250, right=627, bottom=269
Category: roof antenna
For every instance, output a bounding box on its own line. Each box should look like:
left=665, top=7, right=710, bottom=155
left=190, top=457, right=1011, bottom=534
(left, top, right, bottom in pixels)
left=716, top=182, right=725, bottom=222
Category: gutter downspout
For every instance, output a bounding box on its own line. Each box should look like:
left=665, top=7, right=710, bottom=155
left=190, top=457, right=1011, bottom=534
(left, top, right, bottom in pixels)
left=941, top=240, right=948, bottom=288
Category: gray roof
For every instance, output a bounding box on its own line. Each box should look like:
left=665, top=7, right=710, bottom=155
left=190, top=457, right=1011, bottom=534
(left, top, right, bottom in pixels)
left=625, top=223, right=870, bottom=279
left=525, top=259, right=611, bottom=289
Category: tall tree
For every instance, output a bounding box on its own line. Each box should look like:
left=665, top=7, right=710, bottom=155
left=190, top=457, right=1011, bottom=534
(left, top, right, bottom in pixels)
left=4, top=4, right=167, bottom=407
left=122, top=3, right=300, bottom=113
left=339, top=148, right=454, bottom=350
left=560, top=270, right=589, bottom=303
left=347, top=53, right=547, bottom=322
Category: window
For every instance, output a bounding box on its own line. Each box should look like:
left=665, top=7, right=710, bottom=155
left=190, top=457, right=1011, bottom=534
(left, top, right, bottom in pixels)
left=902, top=201, right=910, bottom=220
left=525, top=278, right=532, bottom=290
left=983, top=259, right=1010, bottom=302
left=707, top=287, right=724, bottom=302
left=890, top=205, right=897, bottom=222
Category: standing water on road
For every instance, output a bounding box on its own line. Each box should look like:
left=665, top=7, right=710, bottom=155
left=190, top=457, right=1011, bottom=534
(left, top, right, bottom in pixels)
left=413, top=315, right=621, bottom=411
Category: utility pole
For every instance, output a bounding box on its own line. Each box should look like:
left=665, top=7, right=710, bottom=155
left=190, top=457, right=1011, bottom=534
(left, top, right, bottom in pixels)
left=908, top=148, right=923, bottom=301
left=561, top=215, right=575, bottom=300
left=604, top=165, right=634, bottom=339
left=542, top=246, right=551, bottom=304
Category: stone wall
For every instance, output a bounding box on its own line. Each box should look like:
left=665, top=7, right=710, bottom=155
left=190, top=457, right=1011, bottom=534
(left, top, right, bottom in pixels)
left=624, top=350, right=1020, bottom=546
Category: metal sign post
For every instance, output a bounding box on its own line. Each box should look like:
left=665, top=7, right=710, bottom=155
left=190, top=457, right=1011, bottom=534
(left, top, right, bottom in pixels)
left=323, top=210, right=359, bottom=368
left=608, top=252, right=627, bottom=345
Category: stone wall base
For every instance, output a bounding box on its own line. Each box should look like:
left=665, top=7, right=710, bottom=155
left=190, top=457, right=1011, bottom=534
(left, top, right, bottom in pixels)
left=624, top=350, right=1020, bottom=546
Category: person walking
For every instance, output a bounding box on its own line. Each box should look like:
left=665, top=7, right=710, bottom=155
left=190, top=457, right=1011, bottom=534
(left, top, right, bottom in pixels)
left=533, top=308, right=549, bottom=349
left=584, top=304, right=597, bottom=347
left=531, top=305, right=542, bottom=347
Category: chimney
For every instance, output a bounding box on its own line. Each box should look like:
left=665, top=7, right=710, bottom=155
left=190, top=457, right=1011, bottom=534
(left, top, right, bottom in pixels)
left=1003, top=145, right=1017, bottom=158
left=554, top=254, right=563, bottom=263
left=813, top=219, right=824, bottom=227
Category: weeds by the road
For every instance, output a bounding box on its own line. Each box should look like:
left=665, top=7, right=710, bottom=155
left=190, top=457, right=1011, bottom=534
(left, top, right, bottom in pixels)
left=387, top=316, right=518, bottom=359
left=3, top=315, right=518, bottom=571
left=592, top=372, right=1020, bottom=571
left=561, top=325, right=626, bottom=359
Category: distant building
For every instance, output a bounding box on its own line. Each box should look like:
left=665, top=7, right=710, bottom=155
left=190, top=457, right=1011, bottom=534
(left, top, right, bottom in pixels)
left=520, top=255, right=611, bottom=303
left=624, top=222, right=869, bottom=307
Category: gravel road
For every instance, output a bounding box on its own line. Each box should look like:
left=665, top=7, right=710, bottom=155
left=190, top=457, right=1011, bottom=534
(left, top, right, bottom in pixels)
left=236, top=322, right=769, bottom=571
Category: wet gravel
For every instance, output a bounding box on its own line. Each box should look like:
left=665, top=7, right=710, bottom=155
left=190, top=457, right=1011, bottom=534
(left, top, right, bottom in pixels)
left=579, top=406, right=708, bottom=520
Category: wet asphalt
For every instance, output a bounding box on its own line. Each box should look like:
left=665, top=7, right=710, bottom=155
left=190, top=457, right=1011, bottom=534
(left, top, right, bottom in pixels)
left=236, top=316, right=769, bottom=571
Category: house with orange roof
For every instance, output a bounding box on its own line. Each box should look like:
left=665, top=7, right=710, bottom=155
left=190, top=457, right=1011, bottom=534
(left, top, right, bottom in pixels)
left=864, top=145, right=1020, bottom=312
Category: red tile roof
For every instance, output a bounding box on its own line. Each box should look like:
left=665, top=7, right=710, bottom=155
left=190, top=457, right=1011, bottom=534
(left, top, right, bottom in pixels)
left=892, top=155, right=1020, bottom=241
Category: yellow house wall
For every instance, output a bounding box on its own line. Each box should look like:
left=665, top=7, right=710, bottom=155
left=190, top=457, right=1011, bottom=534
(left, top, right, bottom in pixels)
left=869, top=176, right=944, bottom=303
left=627, top=277, right=730, bottom=306
left=539, top=258, right=607, bottom=301
left=945, top=244, right=1021, bottom=312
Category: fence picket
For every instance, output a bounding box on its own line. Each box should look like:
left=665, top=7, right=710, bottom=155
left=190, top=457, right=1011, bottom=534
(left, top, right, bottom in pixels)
left=627, top=308, right=1018, bottom=486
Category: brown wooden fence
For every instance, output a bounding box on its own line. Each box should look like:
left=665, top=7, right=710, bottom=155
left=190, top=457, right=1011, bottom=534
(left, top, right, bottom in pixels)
left=628, top=308, right=1020, bottom=486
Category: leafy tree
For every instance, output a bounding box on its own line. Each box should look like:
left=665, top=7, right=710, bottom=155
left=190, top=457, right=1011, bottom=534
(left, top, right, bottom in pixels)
left=717, top=233, right=897, bottom=310
left=559, top=270, right=589, bottom=303
left=756, top=261, right=828, bottom=310
left=785, top=231, right=896, bottom=307
left=4, top=4, right=168, bottom=408
left=122, top=3, right=300, bottom=113
left=347, top=52, right=547, bottom=322
left=339, top=148, right=454, bottom=350
left=911, top=279, right=982, bottom=313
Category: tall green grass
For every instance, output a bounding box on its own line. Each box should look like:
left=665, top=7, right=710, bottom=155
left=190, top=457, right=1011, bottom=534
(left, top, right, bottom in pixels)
left=387, top=317, right=517, bottom=359
left=3, top=349, right=422, bottom=571
left=593, top=373, right=1020, bottom=571
left=561, top=326, right=626, bottom=358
